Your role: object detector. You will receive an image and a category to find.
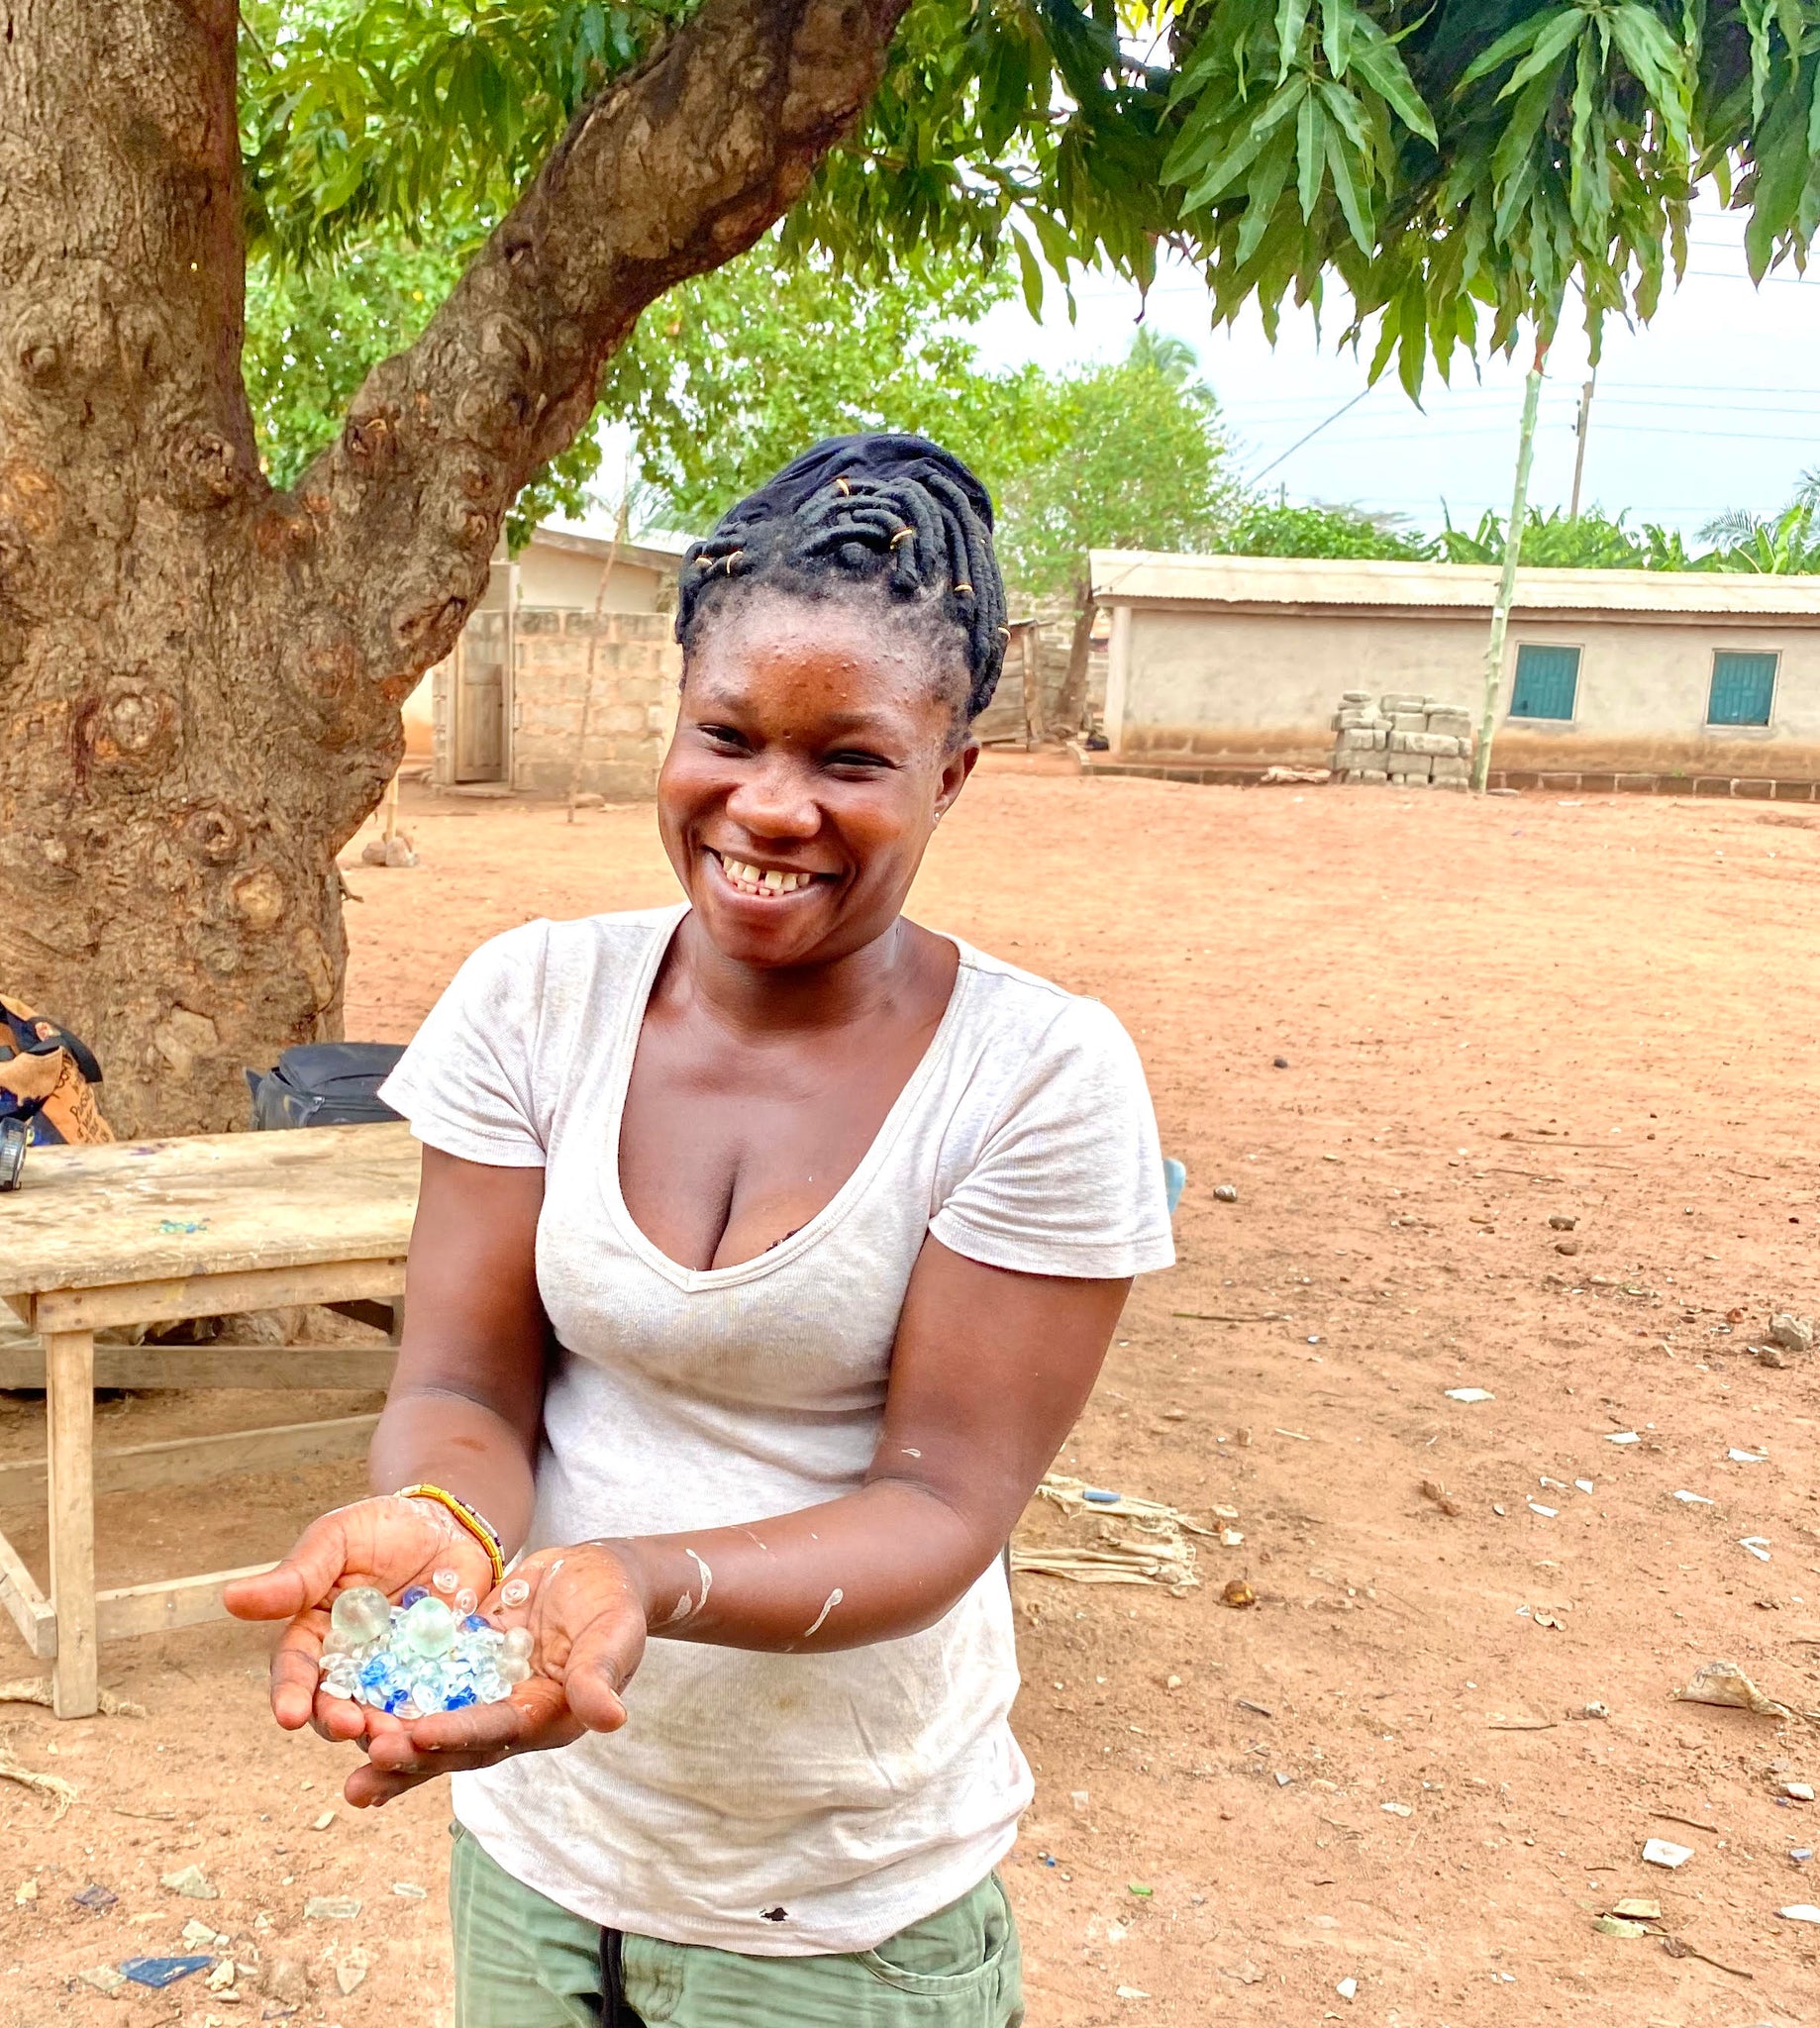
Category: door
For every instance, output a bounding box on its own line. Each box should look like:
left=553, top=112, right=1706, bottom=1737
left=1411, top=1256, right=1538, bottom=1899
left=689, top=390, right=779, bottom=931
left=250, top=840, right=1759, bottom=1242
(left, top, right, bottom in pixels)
left=454, top=557, right=514, bottom=782
left=455, top=618, right=507, bottom=781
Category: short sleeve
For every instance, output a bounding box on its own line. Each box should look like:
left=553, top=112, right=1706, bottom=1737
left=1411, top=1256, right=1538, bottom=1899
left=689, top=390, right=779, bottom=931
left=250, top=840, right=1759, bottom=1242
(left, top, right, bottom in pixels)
left=377, top=922, right=552, bottom=1167
left=930, top=996, right=1175, bottom=1279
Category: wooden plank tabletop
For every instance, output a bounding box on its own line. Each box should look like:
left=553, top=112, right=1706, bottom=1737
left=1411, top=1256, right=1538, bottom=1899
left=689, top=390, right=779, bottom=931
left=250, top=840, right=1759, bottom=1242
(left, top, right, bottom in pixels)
left=0, top=1123, right=421, bottom=1296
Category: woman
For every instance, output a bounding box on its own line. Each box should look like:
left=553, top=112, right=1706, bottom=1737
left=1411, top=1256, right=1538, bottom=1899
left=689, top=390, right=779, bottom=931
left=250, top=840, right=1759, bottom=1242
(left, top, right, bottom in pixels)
left=228, top=434, right=1173, bottom=2027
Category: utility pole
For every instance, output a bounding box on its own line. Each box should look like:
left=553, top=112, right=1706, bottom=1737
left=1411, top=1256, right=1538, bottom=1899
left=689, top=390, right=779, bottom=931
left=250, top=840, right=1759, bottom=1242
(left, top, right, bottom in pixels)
left=1471, top=336, right=1548, bottom=795
left=1567, top=370, right=1597, bottom=519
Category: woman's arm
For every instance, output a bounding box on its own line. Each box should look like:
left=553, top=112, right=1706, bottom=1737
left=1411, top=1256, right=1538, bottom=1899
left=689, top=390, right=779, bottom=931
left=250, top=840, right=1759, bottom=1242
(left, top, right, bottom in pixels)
left=601, top=1237, right=1129, bottom=1652
left=224, top=1147, right=551, bottom=1720
left=367, top=1145, right=550, bottom=1540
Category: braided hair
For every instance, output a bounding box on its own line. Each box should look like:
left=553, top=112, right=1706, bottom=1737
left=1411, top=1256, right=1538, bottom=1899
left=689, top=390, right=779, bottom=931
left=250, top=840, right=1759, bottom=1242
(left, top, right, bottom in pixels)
left=674, top=434, right=1009, bottom=728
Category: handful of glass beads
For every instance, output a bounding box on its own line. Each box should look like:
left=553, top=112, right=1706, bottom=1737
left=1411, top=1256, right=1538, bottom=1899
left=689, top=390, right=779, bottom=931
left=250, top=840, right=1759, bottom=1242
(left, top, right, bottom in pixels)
left=318, top=1569, right=535, bottom=1719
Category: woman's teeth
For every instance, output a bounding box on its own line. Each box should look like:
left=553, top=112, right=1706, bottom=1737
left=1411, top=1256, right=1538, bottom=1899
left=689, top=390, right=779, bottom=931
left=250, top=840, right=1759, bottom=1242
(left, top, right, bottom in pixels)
left=717, top=855, right=812, bottom=896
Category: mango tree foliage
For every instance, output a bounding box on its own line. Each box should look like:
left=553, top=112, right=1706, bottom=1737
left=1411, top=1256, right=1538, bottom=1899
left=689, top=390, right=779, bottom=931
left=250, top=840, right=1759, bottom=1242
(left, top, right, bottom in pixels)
left=244, top=0, right=1820, bottom=400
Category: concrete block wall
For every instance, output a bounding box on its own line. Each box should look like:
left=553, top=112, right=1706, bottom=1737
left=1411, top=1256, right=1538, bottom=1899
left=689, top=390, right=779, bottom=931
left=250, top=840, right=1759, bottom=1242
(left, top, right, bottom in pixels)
left=510, top=609, right=681, bottom=800
left=1333, top=691, right=1475, bottom=790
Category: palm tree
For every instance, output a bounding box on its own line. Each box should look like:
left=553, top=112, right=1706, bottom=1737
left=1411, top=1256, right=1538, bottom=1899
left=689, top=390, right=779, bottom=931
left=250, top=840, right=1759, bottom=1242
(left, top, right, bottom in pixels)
left=1128, top=327, right=1201, bottom=387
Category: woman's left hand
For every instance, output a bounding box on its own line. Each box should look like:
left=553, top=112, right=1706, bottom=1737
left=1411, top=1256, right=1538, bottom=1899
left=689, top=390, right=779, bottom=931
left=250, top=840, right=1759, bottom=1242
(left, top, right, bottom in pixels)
left=332, top=1542, right=652, bottom=1808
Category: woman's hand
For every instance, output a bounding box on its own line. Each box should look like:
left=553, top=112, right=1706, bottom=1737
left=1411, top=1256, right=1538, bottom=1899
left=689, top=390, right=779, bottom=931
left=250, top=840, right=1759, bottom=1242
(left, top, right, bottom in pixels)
left=224, top=1494, right=498, bottom=1730
left=335, top=1542, right=653, bottom=1808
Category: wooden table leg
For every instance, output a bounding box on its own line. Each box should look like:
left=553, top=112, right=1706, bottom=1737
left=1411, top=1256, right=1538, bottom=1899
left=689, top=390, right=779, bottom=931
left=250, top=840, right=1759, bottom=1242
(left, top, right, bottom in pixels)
left=45, top=1328, right=97, bottom=1717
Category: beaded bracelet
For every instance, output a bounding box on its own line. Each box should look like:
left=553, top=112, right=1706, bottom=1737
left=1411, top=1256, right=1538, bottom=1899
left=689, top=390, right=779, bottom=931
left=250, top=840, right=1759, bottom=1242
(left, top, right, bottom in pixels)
left=395, top=1482, right=506, bottom=1589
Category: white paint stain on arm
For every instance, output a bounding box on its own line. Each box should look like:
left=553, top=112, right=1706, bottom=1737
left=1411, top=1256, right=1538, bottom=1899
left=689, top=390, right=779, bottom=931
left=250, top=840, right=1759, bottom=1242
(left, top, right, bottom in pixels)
left=684, top=1548, right=713, bottom=1611
left=803, top=1588, right=844, bottom=1640
left=660, top=1590, right=695, bottom=1627
left=901, top=1448, right=922, bottom=1459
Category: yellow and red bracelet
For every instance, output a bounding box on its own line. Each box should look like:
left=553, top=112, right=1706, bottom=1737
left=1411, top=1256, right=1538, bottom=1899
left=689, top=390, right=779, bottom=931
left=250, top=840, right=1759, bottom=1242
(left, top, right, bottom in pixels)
left=395, top=1482, right=507, bottom=1589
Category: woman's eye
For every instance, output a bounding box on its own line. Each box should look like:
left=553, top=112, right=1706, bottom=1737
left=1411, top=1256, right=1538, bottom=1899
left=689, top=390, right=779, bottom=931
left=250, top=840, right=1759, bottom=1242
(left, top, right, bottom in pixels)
left=826, top=750, right=891, bottom=771
left=700, top=724, right=750, bottom=750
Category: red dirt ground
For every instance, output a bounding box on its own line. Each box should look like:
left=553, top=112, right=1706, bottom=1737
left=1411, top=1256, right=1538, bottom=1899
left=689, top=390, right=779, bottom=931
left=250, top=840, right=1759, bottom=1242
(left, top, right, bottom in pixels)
left=2, top=764, right=1817, bottom=2027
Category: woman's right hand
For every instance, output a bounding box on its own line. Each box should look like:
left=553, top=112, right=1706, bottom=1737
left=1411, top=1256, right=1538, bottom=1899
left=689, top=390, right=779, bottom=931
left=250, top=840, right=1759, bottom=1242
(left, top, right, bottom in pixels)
left=223, top=1494, right=498, bottom=1731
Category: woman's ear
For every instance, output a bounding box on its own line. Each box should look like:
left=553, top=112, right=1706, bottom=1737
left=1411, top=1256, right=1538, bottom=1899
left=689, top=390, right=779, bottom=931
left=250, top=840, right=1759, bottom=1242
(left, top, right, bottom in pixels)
left=935, top=738, right=980, bottom=820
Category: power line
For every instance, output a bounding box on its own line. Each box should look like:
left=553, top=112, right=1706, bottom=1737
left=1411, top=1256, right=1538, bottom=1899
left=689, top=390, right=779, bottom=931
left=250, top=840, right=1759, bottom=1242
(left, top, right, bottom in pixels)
left=1247, top=386, right=1373, bottom=479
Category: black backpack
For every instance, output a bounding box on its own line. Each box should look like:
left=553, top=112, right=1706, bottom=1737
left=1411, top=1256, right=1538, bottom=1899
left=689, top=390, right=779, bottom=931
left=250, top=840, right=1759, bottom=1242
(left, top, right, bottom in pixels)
left=245, top=1043, right=407, bottom=1130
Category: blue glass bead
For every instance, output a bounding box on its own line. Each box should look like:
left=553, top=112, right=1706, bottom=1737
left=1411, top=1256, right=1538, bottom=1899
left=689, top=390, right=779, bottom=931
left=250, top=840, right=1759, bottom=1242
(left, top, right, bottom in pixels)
left=447, top=1687, right=477, bottom=1709
left=400, top=1585, right=430, bottom=1607
left=383, top=1690, right=409, bottom=1714
left=461, top=1614, right=489, bottom=1632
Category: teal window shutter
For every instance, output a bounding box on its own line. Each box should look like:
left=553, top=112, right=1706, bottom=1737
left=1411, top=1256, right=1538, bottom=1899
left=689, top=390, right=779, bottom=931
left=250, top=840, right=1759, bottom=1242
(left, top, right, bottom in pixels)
left=1707, top=651, right=1776, bottom=727
left=1509, top=644, right=1580, bottom=720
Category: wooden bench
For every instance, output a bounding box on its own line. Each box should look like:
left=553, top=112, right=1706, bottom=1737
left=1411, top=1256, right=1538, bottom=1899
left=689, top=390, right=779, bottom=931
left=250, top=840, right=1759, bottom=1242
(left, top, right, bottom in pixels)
left=0, top=1122, right=418, bottom=1715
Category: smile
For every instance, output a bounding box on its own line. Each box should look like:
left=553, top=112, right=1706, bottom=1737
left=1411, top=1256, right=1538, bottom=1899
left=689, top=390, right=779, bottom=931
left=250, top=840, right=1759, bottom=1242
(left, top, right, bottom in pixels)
left=707, top=850, right=825, bottom=898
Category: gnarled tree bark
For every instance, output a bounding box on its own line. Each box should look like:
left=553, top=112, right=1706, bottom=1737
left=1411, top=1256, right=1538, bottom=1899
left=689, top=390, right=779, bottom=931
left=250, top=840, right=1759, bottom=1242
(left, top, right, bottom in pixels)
left=0, top=0, right=908, bottom=1134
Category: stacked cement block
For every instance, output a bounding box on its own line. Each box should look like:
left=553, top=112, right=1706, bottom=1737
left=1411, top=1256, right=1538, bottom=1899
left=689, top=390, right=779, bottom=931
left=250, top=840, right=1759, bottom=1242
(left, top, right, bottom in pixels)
left=1332, top=692, right=1475, bottom=790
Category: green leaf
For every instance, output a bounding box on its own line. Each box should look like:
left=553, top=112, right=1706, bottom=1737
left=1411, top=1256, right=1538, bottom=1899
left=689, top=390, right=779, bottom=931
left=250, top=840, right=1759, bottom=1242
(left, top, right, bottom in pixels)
left=1322, top=111, right=1373, bottom=248
left=1238, top=122, right=1299, bottom=261
left=1500, top=7, right=1590, bottom=101
left=1276, top=0, right=1313, bottom=81
left=1011, top=226, right=1046, bottom=319
left=1348, top=28, right=1439, bottom=144
left=1297, top=89, right=1327, bottom=219
left=1321, top=0, right=1359, bottom=80
left=1460, top=7, right=1574, bottom=87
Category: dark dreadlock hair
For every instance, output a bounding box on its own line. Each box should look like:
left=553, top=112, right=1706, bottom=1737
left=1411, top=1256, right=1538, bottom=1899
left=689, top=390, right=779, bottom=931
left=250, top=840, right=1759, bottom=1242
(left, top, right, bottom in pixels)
left=674, top=433, right=1009, bottom=726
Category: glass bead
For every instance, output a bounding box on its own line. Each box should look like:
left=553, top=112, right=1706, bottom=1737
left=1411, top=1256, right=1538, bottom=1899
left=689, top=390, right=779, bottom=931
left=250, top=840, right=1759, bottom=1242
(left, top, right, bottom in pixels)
left=329, top=1586, right=393, bottom=1647
left=502, top=1627, right=533, bottom=1666
left=432, top=1568, right=460, bottom=1594
left=399, top=1595, right=458, bottom=1659
left=399, top=1585, right=430, bottom=1608
left=461, top=1614, right=489, bottom=1633
left=447, top=1687, right=477, bottom=1710
left=499, top=1576, right=531, bottom=1608
left=499, top=1655, right=531, bottom=1687
left=455, top=1588, right=479, bottom=1616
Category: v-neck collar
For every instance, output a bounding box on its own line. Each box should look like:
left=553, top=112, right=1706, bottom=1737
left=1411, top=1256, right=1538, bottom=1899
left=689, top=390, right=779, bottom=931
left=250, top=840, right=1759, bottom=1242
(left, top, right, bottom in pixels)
left=597, top=905, right=973, bottom=1292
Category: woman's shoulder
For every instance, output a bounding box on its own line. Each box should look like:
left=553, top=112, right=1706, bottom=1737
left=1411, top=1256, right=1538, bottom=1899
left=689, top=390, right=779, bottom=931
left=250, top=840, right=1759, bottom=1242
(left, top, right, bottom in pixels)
left=453, top=904, right=683, bottom=989
left=950, top=939, right=1128, bottom=1037
left=944, top=938, right=1146, bottom=1082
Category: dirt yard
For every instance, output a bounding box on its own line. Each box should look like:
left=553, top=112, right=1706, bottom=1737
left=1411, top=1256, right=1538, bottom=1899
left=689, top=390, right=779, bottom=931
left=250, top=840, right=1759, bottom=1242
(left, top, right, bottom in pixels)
left=3, top=764, right=1817, bottom=2026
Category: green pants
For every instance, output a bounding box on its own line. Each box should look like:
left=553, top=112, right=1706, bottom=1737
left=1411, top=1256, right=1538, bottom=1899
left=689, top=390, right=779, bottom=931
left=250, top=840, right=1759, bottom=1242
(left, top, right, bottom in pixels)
left=450, top=1824, right=1025, bottom=2027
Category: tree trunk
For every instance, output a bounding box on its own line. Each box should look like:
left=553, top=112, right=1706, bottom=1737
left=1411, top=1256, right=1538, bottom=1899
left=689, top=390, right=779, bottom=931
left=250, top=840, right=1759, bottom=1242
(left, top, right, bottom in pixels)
left=1060, top=579, right=1096, bottom=737
left=0, top=0, right=908, bottom=1136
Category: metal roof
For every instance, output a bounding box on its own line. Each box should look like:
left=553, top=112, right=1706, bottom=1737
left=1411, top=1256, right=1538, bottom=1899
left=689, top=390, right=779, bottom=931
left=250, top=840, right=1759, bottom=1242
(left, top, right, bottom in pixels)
left=1088, top=550, right=1820, bottom=621
left=528, top=524, right=688, bottom=576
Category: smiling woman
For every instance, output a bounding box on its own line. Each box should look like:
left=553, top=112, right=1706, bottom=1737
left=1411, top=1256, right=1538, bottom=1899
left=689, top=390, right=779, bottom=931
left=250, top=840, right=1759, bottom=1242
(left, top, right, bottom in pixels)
left=226, top=435, right=1174, bottom=2028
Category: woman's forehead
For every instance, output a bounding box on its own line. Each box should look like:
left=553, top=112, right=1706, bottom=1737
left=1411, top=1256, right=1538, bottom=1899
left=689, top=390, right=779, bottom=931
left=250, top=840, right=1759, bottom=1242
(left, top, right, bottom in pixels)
left=686, top=598, right=949, bottom=719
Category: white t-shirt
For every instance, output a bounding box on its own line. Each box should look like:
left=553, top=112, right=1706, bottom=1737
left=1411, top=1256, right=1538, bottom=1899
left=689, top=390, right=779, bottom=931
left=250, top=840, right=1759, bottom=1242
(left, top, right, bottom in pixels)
left=379, top=904, right=1173, bottom=1954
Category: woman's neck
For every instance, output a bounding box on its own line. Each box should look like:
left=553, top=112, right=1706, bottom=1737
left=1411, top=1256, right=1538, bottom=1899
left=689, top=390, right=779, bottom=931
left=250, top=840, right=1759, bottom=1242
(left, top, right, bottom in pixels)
left=666, top=913, right=934, bottom=1039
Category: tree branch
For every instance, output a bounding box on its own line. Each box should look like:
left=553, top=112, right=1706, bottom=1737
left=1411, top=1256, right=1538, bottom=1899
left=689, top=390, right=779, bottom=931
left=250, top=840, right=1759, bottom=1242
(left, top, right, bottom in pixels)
left=291, top=0, right=911, bottom=697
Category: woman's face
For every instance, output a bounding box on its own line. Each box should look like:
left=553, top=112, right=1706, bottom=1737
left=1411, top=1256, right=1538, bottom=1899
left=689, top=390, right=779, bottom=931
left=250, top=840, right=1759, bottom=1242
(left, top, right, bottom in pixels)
left=658, top=591, right=977, bottom=969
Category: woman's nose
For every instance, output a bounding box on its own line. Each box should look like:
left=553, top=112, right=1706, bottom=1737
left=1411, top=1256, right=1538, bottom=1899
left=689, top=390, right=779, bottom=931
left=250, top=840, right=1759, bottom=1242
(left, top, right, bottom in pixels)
left=723, top=756, right=820, bottom=840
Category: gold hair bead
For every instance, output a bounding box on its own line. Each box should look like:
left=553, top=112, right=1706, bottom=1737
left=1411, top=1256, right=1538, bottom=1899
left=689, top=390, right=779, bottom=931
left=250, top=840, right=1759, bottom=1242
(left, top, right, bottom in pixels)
left=890, top=528, right=914, bottom=547
left=835, top=477, right=853, bottom=495
left=997, top=626, right=1011, bottom=640
left=723, top=550, right=744, bottom=574
left=953, top=581, right=973, bottom=595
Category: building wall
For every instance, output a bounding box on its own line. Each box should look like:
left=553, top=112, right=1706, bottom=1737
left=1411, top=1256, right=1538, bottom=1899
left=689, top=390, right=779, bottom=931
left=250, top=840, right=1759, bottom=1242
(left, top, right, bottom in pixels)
left=1111, top=604, right=1820, bottom=779
left=508, top=609, right=681, bottom=800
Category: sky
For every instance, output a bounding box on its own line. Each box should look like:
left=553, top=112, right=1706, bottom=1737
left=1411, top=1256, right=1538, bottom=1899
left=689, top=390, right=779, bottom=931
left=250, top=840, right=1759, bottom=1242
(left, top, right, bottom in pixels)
left=971, top=194, right=1820, bottom=542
